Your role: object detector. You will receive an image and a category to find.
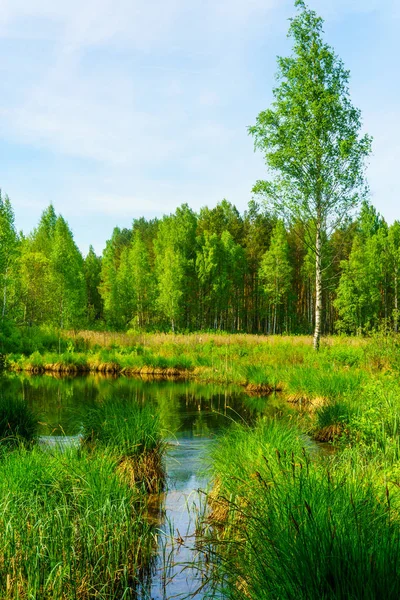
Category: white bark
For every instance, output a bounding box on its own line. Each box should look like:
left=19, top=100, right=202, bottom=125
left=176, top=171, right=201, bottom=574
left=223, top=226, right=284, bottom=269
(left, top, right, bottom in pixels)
left=313, top=223, right=322, bottom=351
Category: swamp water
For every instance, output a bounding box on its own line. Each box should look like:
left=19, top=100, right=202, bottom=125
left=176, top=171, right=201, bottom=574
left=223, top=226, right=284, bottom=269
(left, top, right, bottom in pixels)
left=0, top=374, right=288, bottom=599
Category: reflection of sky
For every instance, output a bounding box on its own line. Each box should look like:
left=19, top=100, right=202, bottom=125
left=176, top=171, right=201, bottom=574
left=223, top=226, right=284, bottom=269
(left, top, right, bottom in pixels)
left=0, top=0, right=398, bottom=253
left=144, top=438, right=215, bottom=600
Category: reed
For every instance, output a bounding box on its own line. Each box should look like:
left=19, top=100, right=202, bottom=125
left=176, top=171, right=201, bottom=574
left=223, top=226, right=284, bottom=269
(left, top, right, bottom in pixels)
left=81, top=398, right=165, bottom=492
left=0, top=446, right=156, bottom=599
left=0, top=394, right=39, bottom=447
left=204, top=420, right=400, bottom=600
left=6, top=331, right=400, bottom=452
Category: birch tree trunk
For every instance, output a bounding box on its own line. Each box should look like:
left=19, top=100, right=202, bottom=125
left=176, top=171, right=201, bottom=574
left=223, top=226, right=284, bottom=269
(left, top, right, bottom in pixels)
left=313, top=223, right=322, bottom=351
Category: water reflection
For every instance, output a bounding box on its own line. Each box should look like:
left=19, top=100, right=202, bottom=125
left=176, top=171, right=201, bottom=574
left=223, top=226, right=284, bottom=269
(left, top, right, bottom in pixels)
left=0, top=373, right=287, bottom=438
left=0, top=373, right=289, bottom=599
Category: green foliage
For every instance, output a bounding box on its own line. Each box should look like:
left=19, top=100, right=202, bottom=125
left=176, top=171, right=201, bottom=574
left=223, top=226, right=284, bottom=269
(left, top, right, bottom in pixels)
left=206, top=420, right=400, bottom=599
left=249, top=1, right=371, bottom=349
left=249, top=4, right=371, bottom=224
left=17, top=205, right=87, bottom=330
left=1, top=181, right=399, bottom=336
left=0, top=191, right=18, bottom=320
left=335, top=204, right=388, bottom=333
left=81, top=398, right=161, bottom=457
left=259, top=220, right=292, bottom=333
left=0, top=394, right=38, bottom=446
left=84, top=245, right=103, bottom=323
left=0, top=446, right=155, bottom=599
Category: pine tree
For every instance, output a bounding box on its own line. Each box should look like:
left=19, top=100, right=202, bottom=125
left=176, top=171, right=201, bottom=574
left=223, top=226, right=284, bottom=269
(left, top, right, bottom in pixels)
left=335, top=205, right=386, bottom=333
left=99, top=228, right=131, bottom=328
left=19, top=205, right=58, bottom=325
left=51, top=216, right=86, bottom=329
left=0, top=192, right=18, bottom=320
left=388, top=222, right=400, bottom=332
left=84, top=246, right=103, bottom=324
left=128, top=232, right=155, bottom=328
left=154, top=206, right=197, bottom=331
left=156, top=244, right=184, bottom=332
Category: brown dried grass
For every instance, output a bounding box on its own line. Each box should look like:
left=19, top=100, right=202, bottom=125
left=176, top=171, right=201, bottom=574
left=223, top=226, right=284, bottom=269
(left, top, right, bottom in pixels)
left=314, top=423, right=343, bottom=442
left=116, top=447, right=165, bottom=494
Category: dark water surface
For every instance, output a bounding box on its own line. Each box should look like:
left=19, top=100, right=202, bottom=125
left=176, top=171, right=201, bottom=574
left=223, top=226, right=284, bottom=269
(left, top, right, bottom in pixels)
left=0, top=373, right=288, bottom=599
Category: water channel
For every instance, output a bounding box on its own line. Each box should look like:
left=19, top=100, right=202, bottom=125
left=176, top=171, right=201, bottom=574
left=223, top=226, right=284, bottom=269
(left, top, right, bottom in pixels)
left=0, top=373, right=290, bottom=599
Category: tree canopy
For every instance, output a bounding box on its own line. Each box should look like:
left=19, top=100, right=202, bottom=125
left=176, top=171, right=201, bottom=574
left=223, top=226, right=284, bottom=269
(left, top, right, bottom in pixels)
left=249, top=0, right=371, bottom=348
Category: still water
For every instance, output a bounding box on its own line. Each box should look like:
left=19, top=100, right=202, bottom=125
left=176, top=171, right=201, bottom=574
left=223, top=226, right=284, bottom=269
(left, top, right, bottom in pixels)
left=1, top=373, right=288, bottom=599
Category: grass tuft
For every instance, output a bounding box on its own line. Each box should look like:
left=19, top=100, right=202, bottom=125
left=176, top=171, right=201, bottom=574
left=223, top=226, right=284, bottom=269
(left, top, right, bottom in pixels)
left=0, top=395, right=39, bottom=447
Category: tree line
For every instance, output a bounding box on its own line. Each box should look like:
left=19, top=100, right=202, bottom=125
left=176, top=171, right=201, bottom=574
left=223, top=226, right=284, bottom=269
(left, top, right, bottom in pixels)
left=0, top=1, right=386, bottom=342
left=0, top=192, right=398, bottom=336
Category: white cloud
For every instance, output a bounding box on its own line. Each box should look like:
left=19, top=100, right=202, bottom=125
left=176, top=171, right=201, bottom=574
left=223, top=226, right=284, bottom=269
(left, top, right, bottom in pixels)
left=364, top=110, right=400, bottom=224
left=1, top=0, right=399, bottom=251
left=0, top=0, right=280, bottom=171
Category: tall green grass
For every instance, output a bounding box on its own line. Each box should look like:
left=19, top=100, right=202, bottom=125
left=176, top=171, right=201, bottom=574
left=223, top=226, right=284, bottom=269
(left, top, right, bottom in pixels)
left=204, top=419, right=400, bottom=600
left=81, top=398, right=165, bottom=492
left=0, top=395, right=39, bottom=447
left=0, top=390, right=166, bottom=598
left=0, top=446, right=156, bottom=599
left=81, top=399, right=160, bottom=455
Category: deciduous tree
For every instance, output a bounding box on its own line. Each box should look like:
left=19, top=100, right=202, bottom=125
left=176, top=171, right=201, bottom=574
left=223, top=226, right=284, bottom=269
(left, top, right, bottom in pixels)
left=249, top=0, right=371, bottom=349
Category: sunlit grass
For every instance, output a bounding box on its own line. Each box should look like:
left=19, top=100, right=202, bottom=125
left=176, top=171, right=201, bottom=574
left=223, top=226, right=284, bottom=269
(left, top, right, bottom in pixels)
left=203, top=419, right=400, bottom=600
left=0, top=445, right=157, bottom=599
left=81, top=398, right=165, bottom=493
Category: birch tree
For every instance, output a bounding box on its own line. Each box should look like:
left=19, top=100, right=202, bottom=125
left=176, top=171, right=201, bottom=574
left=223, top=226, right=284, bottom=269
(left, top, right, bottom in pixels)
left=249, top=0, right=371, bottom=349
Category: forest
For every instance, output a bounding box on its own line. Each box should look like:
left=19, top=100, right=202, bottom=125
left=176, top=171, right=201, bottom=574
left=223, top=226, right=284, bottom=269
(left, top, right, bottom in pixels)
left=0, top=191, right=398, bottom=343
left=2, top=2, right=400, bottom=598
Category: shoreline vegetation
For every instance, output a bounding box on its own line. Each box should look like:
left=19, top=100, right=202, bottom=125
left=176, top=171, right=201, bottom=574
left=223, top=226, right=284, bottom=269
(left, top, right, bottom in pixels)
left=3, top=330, right=400, bottom=598
left=202, top=418, right=400, bottom=599
left=3, top=328, right=400, bottom=444
left=0, top=392, right=165, bottom=599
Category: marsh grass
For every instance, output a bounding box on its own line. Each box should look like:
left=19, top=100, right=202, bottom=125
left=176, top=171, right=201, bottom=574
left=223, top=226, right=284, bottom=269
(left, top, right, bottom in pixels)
left=314, top=400, right=353, bottom=442
left=8, top=333, right=397, bottom=452
left=203, top=420, right=400, bottom=600
left=0, top=395, right=39, bottom=447
left=81, top=399, right=165, bottom=492
left=0, top=388, right=166, bottom=598
left=5, top=331, right=387, bottom=412
left=0, top=445, right=156, bottom=599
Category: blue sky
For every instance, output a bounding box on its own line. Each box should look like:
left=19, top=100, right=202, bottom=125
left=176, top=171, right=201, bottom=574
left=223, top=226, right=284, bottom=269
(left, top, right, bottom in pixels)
left=0, top=0, right=398, bottom=254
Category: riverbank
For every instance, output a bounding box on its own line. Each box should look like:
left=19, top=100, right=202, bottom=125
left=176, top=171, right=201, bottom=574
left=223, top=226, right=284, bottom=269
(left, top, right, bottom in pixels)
left=3, top=335, right=400, bottom=598
left=3, top=330, right=384, bottom=387
left=5, top=330, right=400, bottom=443
left=202, top=418, right=400, bottom=599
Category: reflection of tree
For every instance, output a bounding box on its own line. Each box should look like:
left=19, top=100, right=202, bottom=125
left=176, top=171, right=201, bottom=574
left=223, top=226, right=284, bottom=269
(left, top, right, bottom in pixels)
left=0, top=374, right=286, bottom=438
left=192, top=412, right=211, bottom=437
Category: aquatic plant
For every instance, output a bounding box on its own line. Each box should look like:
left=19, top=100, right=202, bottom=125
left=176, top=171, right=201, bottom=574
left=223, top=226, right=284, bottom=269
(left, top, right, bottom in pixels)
left=81, top=398, right=165, bottom=492
left=0, top=395, right=38, bottom=447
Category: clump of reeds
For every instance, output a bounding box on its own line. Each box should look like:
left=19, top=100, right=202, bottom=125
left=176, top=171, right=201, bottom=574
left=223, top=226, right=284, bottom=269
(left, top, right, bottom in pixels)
left=0, top=446, right=156, bottom=599
left=81, top=398, right=165, bottom=492
left=203, top=419, right=400, bottom=599
left=0, top=395, right=39, bottom=447
left=314, top=400, right=353, bottom=442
